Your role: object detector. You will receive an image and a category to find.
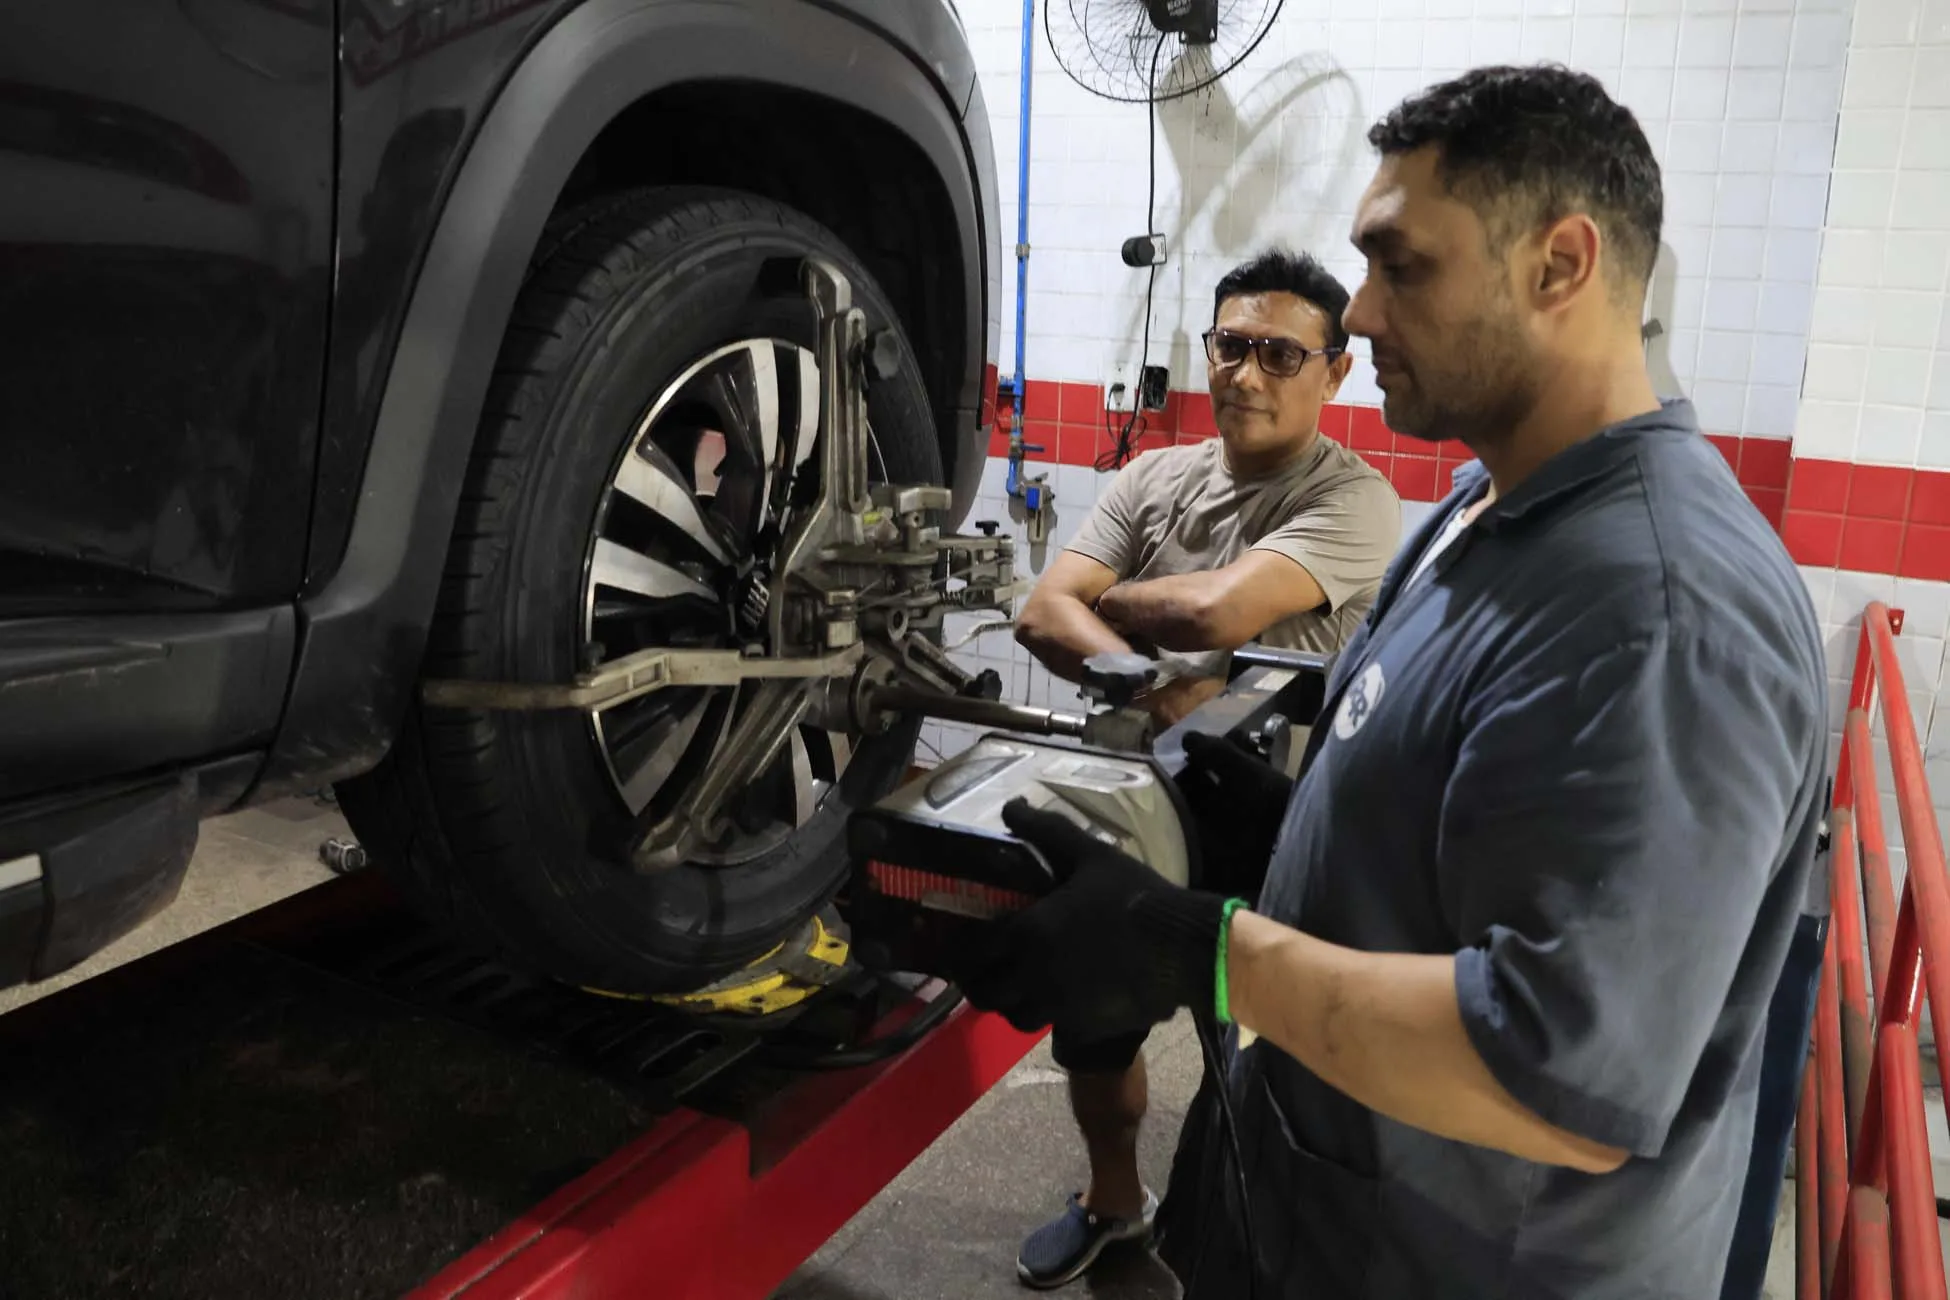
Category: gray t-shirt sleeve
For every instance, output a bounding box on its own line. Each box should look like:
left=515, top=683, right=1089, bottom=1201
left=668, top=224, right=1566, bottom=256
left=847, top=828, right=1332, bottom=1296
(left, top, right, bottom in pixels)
left=1446, top=632, right=1817, bottom=1158
left=1064, top=457, right=1150, bottom=576
left=1249, top=473, right=1400, bottom=613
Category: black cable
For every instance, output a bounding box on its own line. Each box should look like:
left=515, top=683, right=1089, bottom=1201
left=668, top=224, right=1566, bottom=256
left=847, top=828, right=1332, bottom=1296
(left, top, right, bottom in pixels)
left=1192, top=1007, right=1260, bottom=1300
left=1099, top=403, right=1149, bottom=472
left=1098, top=261, right=1158, bottom=473
left=1099, top=38, right=1167, bottom=474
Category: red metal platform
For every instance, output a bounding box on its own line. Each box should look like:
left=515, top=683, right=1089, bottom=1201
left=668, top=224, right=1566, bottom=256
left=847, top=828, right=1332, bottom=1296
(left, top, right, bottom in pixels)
left=0, top=866, right=1044, bottom=1300
left=411, top=999, right=1042, bottom=1299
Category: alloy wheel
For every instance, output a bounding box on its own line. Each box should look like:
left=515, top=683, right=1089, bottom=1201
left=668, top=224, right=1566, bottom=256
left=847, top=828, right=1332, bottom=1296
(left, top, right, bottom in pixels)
left=580, top=339, right=884, bottom=866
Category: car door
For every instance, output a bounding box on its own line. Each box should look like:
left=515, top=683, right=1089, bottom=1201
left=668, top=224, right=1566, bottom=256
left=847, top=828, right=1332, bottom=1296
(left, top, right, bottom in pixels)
left=0, top=0, right=335, bottom=614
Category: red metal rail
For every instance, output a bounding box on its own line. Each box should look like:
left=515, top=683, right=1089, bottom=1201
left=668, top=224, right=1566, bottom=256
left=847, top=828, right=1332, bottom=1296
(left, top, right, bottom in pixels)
left=1799, top=601, right=1950, bottom=1299
left=407, top=999, right=1044, bottom=1299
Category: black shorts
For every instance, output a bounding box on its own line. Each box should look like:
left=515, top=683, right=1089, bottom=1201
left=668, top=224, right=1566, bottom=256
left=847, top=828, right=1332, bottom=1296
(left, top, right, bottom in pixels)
left=1049, top=1023, right=1150, bottom=1074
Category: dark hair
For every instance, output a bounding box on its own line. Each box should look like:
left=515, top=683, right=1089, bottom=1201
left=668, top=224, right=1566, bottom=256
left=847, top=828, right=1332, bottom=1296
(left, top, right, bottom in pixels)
left=1212, top=248, right=1352, bottom=351
left=1368, top=64, right=1663, bottom=292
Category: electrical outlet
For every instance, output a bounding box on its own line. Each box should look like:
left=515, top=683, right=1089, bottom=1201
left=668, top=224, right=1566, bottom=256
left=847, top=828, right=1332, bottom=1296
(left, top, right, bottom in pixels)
left=1139, top=365, right=1169, bottom=411
left=1105, top=361, right=1137, bottom=412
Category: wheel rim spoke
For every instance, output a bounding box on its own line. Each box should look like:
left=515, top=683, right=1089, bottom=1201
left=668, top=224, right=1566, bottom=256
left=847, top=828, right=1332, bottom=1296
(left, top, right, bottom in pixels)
left=787, top=728, right=818, bottom=827
left=612, top=692, right=713, bottom=813
left=786, top=347, right=820, bottom=479
left=590, top=538, right=715, bottom=603
left=825, top=731, right=853, bottom=778
left=612, top=442, right=735, bottom=566
left=582, top=334, right=867, bottom=864
left=748, top=341, right=781, bottom=474
left=704, top=341, right=784, bottom=543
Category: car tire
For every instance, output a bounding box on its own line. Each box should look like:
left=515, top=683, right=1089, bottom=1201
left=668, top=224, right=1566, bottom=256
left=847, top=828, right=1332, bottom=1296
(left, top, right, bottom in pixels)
left=336, top=186, right=939, bottom=994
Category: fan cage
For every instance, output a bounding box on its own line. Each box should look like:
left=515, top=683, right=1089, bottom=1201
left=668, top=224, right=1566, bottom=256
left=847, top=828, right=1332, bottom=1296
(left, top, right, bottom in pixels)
left=1045, top=0, right=1284, bottom=105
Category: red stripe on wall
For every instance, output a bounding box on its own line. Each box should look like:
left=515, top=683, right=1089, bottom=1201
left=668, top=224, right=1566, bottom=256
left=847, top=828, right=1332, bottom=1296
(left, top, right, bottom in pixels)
left=1785, top=459, right=1950, bottom=581
left=993, top=380, right=1950, bottom=581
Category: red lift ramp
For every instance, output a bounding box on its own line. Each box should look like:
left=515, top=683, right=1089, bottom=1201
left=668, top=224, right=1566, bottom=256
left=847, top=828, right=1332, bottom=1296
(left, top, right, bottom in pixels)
left=0, top=868, right=1042, bottom=1300
left=411, top=997, right=1035, bottom=1298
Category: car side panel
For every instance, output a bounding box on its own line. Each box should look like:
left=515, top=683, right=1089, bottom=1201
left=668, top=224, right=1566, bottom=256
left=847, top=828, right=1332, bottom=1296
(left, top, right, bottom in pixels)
left=259, top=0, right=993, bottom=798
left=0, top=0, right=335, bottom=611
left=828, top=0, right=977, bottom=112
left=960, top=65, right=1004, bottom=483
left=307, top=0, right=992, bottom=591
left=305, top=0, right=567, bottom=598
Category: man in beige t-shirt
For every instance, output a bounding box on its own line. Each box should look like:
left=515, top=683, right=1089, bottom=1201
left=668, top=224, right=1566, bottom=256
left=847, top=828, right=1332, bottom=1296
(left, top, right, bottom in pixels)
left=1067, top=414, right=1397, bottom=685
left=1010, top=248, right=1400, bottom=1290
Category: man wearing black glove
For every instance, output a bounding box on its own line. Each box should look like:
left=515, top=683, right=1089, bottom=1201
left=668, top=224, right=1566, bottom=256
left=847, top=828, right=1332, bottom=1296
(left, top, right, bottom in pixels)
left=960, top=66, right=1829, bottom=1300
left=1176, top=731, right=1293, bottom=898
left=956, top=801, right=1240, bottom=1042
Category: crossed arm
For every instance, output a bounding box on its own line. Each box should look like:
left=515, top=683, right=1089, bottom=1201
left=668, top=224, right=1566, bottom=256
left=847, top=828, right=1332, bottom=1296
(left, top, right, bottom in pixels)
left=1014, top=549, right=1329, bottom=681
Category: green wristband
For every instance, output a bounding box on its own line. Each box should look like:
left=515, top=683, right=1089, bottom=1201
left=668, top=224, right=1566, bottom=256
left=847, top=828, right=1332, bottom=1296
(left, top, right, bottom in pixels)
left=1213, top=897, right=1249, bottom=1025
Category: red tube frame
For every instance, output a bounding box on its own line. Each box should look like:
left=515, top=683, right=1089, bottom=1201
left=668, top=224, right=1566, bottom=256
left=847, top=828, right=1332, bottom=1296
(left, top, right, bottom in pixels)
left=1817, top=920, right=1850, bottom=1285
left=1800, top=602, right=1950, bottom=1300
left=1848, top=1185, right=1894, bottom=1300
left=1830, top=805, right=1871, bottom=1141
left=1799, top=1067, right=1824, bottom=1300
left=1880, top=1025, right=1944, bottom=1300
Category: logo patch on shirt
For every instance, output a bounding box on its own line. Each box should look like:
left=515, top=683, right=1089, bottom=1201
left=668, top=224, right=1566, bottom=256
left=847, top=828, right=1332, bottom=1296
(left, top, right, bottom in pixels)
left=1333, top=662, right=1386, bottom=739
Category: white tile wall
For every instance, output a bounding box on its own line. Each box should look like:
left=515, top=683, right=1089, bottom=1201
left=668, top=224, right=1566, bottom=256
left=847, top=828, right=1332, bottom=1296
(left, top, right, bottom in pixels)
left=1796, top=0, right=1950, bottom=888
left=962, top=3, right=1950, bottom=855
left=963, top=0, right=1854, bottom=439
left=1796, top=0, right=1950, bottom=466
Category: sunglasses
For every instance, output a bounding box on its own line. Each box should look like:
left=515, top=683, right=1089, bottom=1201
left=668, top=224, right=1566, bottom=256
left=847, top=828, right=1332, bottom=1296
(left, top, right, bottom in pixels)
left=1202, top=328, right=1344, bottom=379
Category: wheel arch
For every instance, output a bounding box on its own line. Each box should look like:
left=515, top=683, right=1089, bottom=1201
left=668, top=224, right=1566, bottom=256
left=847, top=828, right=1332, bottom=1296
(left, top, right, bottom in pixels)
left=554, top=82, right=976, bottom=476
left=258, top=0, right=989, bottom=799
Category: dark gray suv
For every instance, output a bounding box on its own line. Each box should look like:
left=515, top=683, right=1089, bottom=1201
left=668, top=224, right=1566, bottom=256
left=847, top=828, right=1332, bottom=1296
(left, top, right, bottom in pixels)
left=0, top=0, right=1001, bottom=996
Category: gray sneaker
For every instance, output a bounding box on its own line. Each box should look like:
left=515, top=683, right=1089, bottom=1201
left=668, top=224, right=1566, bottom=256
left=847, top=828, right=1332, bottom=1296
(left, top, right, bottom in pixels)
left=1016, top=1188, right=1159, bottom=1290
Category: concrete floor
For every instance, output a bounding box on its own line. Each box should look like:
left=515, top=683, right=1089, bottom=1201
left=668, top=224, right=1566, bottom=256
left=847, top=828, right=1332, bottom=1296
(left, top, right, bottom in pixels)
left=0, top=795, right=344, bottom=1016
left=774, top=1020, right=1800, bottom=1300
left=777, top=1017, right=1202, bottom=1300
left=0, top=801, right=1807, bottom=1297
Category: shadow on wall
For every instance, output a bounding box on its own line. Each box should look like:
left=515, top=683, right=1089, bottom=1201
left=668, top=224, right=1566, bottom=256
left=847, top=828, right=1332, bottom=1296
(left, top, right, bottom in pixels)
left=1110, top=49, right=1367, bottom=384
left=1643, top=239, right=1681, bottom=400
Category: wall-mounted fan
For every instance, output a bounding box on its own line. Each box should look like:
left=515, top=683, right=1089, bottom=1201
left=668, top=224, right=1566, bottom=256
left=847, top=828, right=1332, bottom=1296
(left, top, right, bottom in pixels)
left=1046, top=0, right=1285, bottom=105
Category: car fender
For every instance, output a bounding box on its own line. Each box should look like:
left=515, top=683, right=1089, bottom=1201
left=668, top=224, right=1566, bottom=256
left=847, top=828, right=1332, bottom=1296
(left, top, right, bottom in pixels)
left=256, top=0, right=990, bottom=798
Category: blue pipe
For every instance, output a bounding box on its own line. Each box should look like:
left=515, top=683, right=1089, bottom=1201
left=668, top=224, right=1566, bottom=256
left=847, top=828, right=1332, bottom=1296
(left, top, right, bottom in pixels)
left=1011, top=0, right=1033, bottom=403
left=1003, top=0, right=1047, bottom=524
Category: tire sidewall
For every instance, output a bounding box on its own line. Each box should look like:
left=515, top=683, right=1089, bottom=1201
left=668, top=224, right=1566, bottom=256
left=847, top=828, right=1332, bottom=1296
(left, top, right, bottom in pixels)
left=473, top=199, right=937, bottom=988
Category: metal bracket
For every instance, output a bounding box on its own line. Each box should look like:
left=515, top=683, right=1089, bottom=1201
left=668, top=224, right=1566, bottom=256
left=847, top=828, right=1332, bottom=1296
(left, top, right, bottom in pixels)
left=770, top=256, right=873, bottom=653
left=631, top=678, right=810, bottom=871
left=422, top=644, right=866, bottom=713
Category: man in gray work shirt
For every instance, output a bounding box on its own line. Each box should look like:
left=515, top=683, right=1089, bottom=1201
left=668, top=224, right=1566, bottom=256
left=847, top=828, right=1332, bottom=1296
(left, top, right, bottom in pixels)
left=951, top=64, right=1829, bottom=1298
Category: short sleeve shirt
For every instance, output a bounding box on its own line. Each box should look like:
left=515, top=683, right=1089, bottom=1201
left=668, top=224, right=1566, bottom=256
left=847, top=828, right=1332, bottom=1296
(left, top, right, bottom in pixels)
left=1231, top=401, right=1830, bottom=1298
left=1064, top=435, right=1401, bottom=679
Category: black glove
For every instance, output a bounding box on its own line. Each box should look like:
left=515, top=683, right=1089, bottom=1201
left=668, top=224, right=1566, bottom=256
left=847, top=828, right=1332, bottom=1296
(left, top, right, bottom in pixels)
left=949, top=799, right=1233, bottom=1040
left=1178, top=730, right=1293, bottom=897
